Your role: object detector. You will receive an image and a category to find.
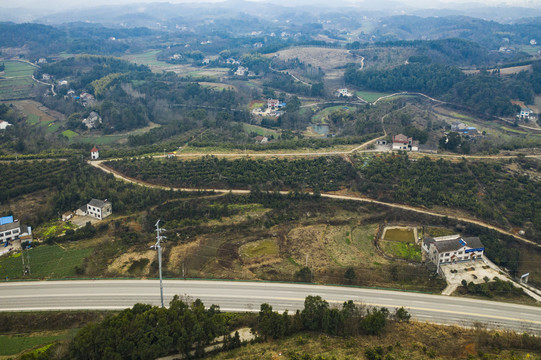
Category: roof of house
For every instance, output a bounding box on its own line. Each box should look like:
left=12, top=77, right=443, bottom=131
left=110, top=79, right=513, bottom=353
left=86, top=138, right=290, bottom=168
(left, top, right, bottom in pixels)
left=428, top=236, right=484, bottom=253
left=0, top=220, right=20, bottom=233
left=91, top=146, right=99, bottom=153
left=88, top=199, right=109, bottom=208
left=393, top=134, right=410, bottom=143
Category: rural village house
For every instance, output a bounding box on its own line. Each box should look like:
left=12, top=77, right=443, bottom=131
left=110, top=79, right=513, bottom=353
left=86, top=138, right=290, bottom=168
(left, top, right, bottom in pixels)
left=0, top=216, right=32, bottom=244
left=77, top=199, right=112, bottom=220
left=254, top=135, right=268, bottom=144
left=392, top=134, right=418, bottom=151
left=91, top=146, right=99, bottom=160
left=422, top=234, right=484, bottom=268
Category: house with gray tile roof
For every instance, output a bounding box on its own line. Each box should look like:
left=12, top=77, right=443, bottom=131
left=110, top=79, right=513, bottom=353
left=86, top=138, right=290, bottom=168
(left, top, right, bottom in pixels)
left=0, top=218, right=32, bottom=244
left=86, top=199, right=112, bottom=220
left=423, top=234, right=484, bottom=268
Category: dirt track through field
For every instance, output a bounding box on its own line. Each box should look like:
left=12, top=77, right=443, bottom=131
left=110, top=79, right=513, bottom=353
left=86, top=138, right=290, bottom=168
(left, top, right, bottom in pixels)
left=89, top=160, right=541, bottom=250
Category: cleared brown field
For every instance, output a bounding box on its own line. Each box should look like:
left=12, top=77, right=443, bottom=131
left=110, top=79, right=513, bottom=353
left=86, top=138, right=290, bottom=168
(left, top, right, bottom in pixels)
left=270, top=47, right=362, bottom=71
left=463, top=64, right=532, bottom=75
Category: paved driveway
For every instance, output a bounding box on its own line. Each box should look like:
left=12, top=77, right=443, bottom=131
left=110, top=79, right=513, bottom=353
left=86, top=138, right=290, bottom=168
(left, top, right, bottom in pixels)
left=440, top=259, right=502, bottom=295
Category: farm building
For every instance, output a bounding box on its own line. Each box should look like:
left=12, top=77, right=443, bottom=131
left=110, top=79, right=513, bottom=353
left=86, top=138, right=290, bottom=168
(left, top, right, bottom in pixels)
left=422, top=234, right=484, bottom=268
left=0, top=216, right=32, bottom=244
left=90, top=146, right=99, bottom=160
left=86, top=199, right=112, bottom=220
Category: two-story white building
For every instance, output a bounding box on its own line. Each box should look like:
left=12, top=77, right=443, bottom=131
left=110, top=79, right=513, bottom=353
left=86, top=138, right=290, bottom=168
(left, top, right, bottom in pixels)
left=0, top=216, right=32, bottom=244
left=86, top=199, right=112, bottom=220
left=423, top=234, right=484, bottom=269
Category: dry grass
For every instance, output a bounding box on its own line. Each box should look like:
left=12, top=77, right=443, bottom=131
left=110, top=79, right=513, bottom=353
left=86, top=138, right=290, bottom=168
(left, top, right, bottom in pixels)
left=270, top=47, right=361, bottom=71
left=206, top=321, right=541, bottom=360
left=107, top=250, right=156, bottom=277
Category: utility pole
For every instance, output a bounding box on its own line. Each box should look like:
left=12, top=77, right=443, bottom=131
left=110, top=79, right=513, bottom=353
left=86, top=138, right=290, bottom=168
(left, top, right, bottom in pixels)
left=154, top=220, right=166, bottom=308
left=21, top=245, right=31, bottom=276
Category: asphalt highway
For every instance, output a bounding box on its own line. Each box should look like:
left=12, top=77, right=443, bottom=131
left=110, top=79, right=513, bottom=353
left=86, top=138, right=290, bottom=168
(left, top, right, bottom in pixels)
left=1, top=280, right=540, bottom=334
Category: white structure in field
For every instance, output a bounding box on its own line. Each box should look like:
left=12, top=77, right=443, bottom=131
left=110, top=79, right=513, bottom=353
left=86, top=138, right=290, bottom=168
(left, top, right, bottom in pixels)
left=90, top=146, right=99, bottom=160
left=0, top=120, right=12, bottom=130
left=86, top=199, right=112, bottom=220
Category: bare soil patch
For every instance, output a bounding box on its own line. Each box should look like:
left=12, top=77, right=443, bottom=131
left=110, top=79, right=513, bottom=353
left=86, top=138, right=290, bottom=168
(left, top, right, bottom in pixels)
left=108, top=250, right=156, bottom=276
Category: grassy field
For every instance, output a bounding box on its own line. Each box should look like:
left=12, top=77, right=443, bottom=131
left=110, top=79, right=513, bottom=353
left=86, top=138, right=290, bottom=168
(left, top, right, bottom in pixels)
left=356, top=90, right=391, bottom=103
left=61, top=129, right=79, bottom=139
left=241, top=239, right=279, bottom=258
left=249, top=100, right=266, bottom=110
left=199, top=82, right=236, bottom=91
left=0, top=332, right=68, bottom=356
left=383, top=228, right=415, bottom=242
left=75, top=135, right=125, bottom=145
left=122, top=50, right=169, bottom=68
left=0, top=244, right=93, bottom=279
left=380, top=241, right=422, bottom=262
left=27, top=113, right=40, bottom=124
left=0, top=61, right=36, bottom=100
left=46, top=122, right=62, bottom=133
left=312, top=105, right=353, bottom=124
left=2, top=61, right=36, bottom=77
left=242, top=123, right=280, bottom=137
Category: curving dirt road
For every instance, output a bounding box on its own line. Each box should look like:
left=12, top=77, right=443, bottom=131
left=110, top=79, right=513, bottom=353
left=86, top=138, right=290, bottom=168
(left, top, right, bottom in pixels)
left=89, top=160, right=540, bottom=249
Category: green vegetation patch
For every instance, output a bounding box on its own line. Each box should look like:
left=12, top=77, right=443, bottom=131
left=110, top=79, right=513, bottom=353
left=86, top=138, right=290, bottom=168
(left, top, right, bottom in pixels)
left=75, top=135, right=124, bottom=145
left=242, top=123, right=279, bottom=137
left=46, top=122, right=61, bottom=133
left=0, top=244, right=94, bottom=279
left=2, top=61, right=36, bottom=77
left=122, top=50, right=169, bottom=68
left=312, top=105, right=353, bottom=124
left=380, top=241, right=422, bottom=262
left=0, top=77, right=34, bottom=100
left=62, top=129, right=79, bottom=138
left=356, top=90, right=391, bottom=103
left=249, top=100, right=265, bottom=110
left=0, top=333, right=66, bottom=356
left=241, top=239, right=279, bottom=258
left=27, top=113, right=40, bottom=124
left=383, top=228, right=415, bottom=242
left=500, top=126, right=529, bottom=135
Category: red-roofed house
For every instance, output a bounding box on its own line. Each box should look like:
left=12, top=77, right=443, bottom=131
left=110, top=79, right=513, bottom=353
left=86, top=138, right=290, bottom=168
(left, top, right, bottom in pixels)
left=91, top=146, right=99, bottom=160
left=392, top=134, right=412, bottom=150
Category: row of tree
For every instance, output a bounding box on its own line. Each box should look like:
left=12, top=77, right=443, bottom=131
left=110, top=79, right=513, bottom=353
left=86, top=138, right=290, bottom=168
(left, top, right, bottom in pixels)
left=66, top=295, right=409, bottom=360
left=107, top=156, right=356, bottom=192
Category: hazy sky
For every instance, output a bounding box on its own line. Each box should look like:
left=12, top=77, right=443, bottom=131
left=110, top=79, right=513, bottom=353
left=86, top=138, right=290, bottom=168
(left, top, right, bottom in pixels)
left=1, top=0, right=540, bottom=10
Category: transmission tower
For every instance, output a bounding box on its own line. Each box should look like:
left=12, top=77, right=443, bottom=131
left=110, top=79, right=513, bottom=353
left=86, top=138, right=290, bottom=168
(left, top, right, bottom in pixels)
left=154, top=220, right=166, bottom=308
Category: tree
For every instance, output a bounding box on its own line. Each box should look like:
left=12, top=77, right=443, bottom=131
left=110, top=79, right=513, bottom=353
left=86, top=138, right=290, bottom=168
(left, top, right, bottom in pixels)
left=295, top=266, right=312, bottom=283
left=360, top=308, right=388, bottom=335
left=285, top=96, right=301, bottom=112
left=394, top=307, right=411, bottom=322
left=301, top=296, right=329, bottom=331
left=344, top=267, right=356, bottom=283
